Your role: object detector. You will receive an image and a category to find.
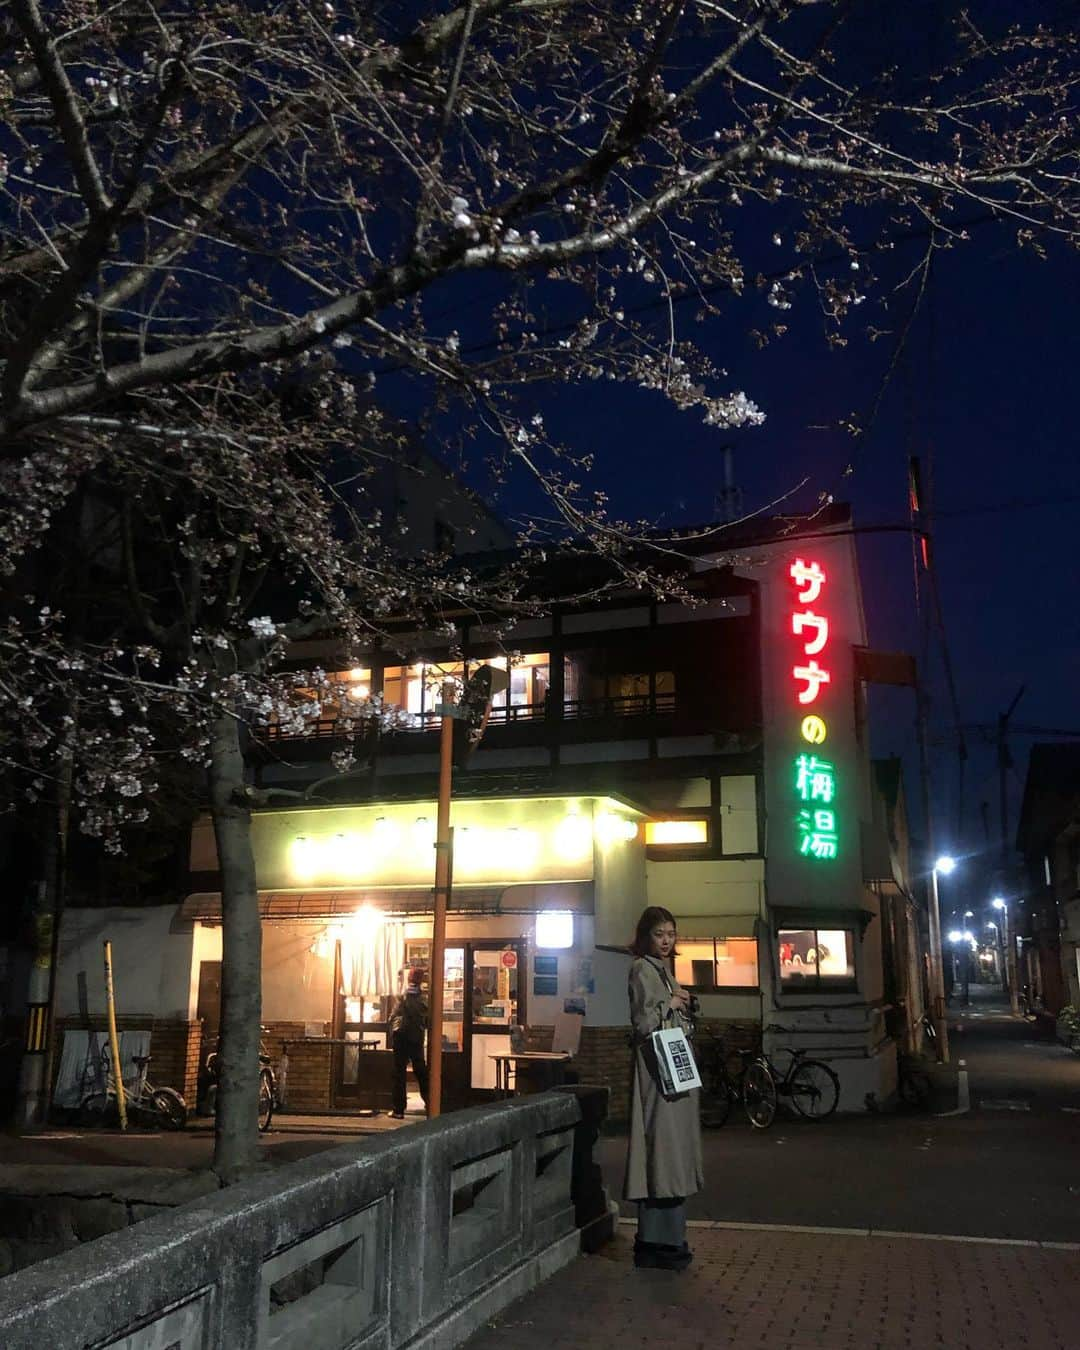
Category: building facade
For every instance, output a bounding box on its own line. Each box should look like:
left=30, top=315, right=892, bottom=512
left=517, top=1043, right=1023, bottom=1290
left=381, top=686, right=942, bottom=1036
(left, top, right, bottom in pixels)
left=1016, top=744, right=1080, bottom=1014
left=51, top=507, right=902, bottom=1118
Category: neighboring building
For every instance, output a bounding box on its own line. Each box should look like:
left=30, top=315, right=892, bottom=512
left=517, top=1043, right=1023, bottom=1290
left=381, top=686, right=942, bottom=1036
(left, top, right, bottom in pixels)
left=1016, top=744, right=1080, bottom=1013
left=864, top=758, right=927, bottom=1056
left=52, top=505, right=907, bottom=1117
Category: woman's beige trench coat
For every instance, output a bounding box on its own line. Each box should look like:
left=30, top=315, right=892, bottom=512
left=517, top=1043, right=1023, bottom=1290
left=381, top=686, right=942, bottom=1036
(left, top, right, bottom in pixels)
left=623, top=954, right=704, bottom=1202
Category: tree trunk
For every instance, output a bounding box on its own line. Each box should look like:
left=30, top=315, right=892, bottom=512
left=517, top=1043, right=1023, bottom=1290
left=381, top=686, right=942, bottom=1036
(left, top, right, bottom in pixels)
left=208, top=706, right=262, bottom=1182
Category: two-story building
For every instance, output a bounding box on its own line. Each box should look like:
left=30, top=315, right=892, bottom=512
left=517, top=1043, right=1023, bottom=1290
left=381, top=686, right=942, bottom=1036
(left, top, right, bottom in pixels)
left=52, top=505, right=902, bottom=1118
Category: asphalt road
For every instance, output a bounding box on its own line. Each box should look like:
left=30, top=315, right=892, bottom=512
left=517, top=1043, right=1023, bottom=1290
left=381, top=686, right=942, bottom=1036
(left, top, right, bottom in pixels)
left=600, top=990, right=1080, bottom=1244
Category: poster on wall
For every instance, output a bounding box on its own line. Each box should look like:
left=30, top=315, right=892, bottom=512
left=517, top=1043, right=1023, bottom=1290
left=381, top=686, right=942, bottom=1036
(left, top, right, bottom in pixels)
left=533, top=975, right=559, bottom=996
left=572, top=957, right=594, bottom=995
left=534, top=955, right=558, bottom=976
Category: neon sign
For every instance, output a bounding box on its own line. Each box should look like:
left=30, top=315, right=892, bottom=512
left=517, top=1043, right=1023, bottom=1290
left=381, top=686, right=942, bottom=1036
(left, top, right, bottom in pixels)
left=789, top=557, right=839, bottom=861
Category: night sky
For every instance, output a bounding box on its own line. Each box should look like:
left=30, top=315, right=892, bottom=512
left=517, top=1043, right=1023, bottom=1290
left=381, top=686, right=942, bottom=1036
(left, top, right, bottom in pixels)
left=376, top=3, right=1080, bottom=895
left=553, top=222, right=1080, bottom=883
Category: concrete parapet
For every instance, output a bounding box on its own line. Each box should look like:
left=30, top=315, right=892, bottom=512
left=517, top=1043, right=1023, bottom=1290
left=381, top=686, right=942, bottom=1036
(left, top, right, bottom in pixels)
left=0, top=1089, right=610, bottom=1350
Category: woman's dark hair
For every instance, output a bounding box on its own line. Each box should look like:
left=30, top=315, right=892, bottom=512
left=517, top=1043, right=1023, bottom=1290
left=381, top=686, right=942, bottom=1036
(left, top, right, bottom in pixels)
left=630, top=906, right=678, bottom=958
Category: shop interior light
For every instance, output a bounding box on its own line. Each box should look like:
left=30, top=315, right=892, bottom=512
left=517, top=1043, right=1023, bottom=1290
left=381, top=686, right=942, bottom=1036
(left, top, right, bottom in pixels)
left=645, top=819, right=708, bottom=845
left=535, top=912, right=574, bottom=950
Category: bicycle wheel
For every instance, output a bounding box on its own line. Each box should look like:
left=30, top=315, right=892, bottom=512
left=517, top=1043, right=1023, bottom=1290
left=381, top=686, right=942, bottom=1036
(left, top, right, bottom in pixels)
left=150, top=1087, right=188, bottom=1130
left=700, top=1073, right=732, bottom=1129
left=742, top=1061, right=777, bottom=1129
left=789, top=1060, right=840, bottom=1120
left=258, top=1071, right=275, bottom=1133
left=79, top=1092, right=113, bottom=1127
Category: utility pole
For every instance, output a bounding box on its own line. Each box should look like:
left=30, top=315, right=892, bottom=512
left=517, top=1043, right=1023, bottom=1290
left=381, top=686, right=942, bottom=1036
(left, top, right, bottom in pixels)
left=916, top=679, right=950, bottom=1063
left=997, top=685, right=1024, bottom=1015
left=426, top=681, right=457, bottom=1119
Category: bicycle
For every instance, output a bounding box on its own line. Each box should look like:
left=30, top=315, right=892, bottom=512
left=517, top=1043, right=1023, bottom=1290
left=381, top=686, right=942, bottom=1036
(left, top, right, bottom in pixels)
left=758, top=1025, right=841, bottom=1122
left=697, top=1027, right=779, bottom=1130
left=79, top=1049, right=188, bottom=1130
left=202, top=1028, right=278, bottom=1133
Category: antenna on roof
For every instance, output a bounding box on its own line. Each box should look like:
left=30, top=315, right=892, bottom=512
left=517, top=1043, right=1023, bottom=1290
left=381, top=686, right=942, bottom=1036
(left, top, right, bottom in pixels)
left=715, top=445, right=742, bottom=523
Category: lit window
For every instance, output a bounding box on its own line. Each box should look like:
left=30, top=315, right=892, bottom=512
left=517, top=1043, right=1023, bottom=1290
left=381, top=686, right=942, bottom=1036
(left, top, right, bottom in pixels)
left=778, top=928, right=856, bottom=990
left=645, top=819, right=709, bottom=845
left=329, top=668, right=371, bottom=701
left=674, top=938, right=758, bottom=990
left=535, top=912, right=574, bottom=949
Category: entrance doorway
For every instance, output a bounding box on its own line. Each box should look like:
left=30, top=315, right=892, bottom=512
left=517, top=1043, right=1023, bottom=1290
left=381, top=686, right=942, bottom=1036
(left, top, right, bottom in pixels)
left=466, top=941, right=524, bottom=1094
left=330, top=936, right=526, bottom=1111
left=426, top=939, right=526, bottom=1106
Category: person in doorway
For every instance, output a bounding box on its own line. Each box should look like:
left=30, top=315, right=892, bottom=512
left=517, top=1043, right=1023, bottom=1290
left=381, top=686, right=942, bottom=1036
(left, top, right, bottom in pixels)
left=388, top=968, right=429, bottom=1119
left=624, top=906, right=703, bottom=1271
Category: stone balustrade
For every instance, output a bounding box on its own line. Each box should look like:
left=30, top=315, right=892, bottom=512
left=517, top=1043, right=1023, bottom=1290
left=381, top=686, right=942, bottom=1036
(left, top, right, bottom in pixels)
left=0, top=1087, right=613, bottom=1350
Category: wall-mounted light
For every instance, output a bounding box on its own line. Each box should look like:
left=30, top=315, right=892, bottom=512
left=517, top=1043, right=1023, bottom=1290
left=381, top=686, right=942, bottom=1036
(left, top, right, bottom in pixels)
left=554, top=813, right=592, bottom=864
left=596, top=812, right=638, bottom=846
left=292, top=835, right=317, bottom=882
left=536, top=912, right=574, bottom=950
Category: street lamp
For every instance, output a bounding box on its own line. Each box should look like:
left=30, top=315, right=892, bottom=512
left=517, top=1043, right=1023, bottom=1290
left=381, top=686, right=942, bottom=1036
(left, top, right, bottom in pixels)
left=991, top=897, right=1019, bottom=1014
left=936, top=855, right=957, bottom=876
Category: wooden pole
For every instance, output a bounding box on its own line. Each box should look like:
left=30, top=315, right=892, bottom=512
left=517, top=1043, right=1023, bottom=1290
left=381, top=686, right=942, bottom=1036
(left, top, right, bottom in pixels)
left=103, top=941, right=128, bottom=1130
left=427, top=681, right=457, bottom=1118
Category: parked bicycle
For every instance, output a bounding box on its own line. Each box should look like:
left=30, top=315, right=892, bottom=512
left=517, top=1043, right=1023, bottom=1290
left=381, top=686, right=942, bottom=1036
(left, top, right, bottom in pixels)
left=79, top=1049, right=188, bottom=1130
left=201, top=1028, right=278, bottom=1133
left=756, top=1026, right=840, bottom=1122
left=697, top=1027, right=778, bottom=1130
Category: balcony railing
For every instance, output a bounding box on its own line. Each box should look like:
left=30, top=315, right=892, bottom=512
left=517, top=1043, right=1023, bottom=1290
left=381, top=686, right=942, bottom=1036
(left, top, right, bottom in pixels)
left=264, top=693, right=675, bottom=741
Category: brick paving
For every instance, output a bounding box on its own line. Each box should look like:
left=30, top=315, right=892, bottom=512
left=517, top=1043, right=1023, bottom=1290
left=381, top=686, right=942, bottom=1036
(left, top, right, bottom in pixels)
left=466, top=1224, right=1080, bottom=1350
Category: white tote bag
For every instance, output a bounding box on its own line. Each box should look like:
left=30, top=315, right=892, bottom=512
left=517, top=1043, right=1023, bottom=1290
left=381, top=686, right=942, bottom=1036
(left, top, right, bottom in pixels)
left=650, top=1024, right=702, bottom=1096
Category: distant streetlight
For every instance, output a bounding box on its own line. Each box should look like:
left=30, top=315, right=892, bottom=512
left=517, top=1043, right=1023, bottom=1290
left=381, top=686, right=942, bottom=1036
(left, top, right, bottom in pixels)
left=935, top=855, right=957, bottom=876
left=992, top=896, right=1006, bottom=910
left=947, top=930, right=964, bottom=943
left=986, top=921, right=997, bottom=930
left=964, top=909, right=974, bottom=919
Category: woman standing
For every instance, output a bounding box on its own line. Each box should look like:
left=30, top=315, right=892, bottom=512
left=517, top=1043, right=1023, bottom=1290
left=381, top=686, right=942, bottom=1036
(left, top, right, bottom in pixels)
left=624, top=906, right=703, bottom=1270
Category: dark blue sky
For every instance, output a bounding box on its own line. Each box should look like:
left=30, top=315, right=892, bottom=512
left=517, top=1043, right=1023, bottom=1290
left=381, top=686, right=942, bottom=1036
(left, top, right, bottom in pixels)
left=545, top=224, right=1079, bottom=871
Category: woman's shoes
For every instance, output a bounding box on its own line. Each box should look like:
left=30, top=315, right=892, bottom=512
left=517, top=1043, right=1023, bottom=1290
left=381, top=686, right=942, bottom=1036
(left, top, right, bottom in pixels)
left=634, top=1239, right=692, bottom=1271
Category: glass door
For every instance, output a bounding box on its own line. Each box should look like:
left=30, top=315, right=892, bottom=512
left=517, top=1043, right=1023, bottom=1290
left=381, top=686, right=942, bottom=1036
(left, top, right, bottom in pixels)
left=467, top=942, right=525, bottom=1092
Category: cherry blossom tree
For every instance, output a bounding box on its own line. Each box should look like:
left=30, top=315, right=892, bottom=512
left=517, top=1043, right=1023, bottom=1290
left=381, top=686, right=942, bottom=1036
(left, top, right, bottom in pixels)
left=2, top=0, right=1077, bottom=1175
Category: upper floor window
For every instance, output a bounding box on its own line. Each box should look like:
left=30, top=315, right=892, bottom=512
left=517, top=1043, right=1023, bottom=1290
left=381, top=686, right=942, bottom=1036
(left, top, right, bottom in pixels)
left=563, top=649, right=674, bottom=718
left=383, top=661, right=464, bottom=727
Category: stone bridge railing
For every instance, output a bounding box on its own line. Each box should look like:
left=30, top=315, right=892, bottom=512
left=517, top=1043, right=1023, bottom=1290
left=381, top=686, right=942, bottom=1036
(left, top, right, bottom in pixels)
left=0, top=1087, right=613, bottom=1350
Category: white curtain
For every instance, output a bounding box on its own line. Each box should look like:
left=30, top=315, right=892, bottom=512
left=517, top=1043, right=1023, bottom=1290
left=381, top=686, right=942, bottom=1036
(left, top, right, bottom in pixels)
left=341, top=919, right=405, bottom=998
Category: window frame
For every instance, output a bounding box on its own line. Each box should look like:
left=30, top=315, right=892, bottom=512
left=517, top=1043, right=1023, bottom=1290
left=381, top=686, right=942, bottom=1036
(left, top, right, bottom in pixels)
left=776, top=925, right=858, bottom=993
left=673, top=935, right=760, bottom=993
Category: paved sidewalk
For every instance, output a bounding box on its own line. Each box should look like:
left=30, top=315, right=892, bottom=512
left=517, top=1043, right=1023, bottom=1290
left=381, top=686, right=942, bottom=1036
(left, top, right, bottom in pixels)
left=466, top=1223, right=1080, bottom=1350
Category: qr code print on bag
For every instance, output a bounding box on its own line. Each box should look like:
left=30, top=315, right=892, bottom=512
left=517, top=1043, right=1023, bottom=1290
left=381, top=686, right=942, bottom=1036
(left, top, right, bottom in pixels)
left=670, top=1038, right=695, bottom=1083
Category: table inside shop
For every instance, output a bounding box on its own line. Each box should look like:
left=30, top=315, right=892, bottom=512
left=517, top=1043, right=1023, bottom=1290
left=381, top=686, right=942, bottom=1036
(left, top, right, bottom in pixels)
left=490, top=1051, right=571, bottom=1098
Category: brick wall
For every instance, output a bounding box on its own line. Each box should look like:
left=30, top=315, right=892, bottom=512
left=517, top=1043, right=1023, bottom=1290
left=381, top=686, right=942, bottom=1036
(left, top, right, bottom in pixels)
left=260, top=1021, right=332, bottom=1110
